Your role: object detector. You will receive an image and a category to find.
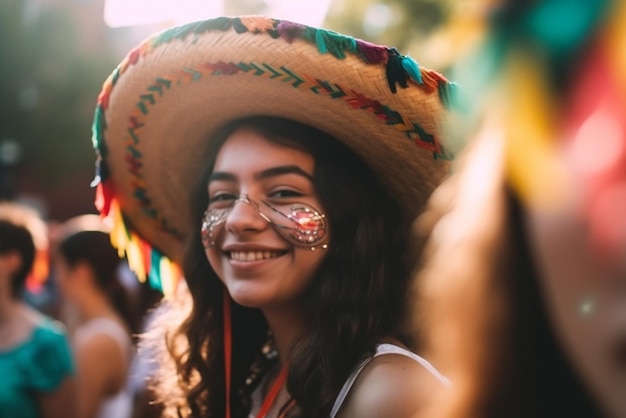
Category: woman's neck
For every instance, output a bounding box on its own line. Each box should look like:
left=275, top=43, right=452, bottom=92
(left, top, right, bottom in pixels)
left=73, top=290, right=121, bottom=324
left=262, top=306, right=307, bottom=368
left=0, top=301, right=39, bottom=350
left=0, top=286, right=22, bottom=323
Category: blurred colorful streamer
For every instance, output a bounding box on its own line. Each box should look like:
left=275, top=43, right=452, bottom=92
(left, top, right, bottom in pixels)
left=454, top=0, right=626, bottom=256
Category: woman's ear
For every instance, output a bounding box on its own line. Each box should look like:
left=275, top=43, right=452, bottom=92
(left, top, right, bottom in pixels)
left=59, top=260, right=90, bottom=287
left=72, top=261, right=95, bottom=283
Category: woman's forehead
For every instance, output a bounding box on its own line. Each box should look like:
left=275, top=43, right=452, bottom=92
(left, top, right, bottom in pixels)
left=212, top=129, right=315, bottom=177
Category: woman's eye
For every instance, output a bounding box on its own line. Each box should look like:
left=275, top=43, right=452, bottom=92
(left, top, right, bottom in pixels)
left=209, top=193, right=237, bottom=204
left=269, top=189, right=302, bottom=199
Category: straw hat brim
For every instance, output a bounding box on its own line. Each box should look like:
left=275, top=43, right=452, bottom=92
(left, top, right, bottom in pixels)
left=93, top=16, right=457, bottom=266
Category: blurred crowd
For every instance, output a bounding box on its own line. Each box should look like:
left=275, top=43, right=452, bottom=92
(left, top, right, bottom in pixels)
left=1, top=203, right=162, bottom=418
left=1, top=0, right=625, bottom=417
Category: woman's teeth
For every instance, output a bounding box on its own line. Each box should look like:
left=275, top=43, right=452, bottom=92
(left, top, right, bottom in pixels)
left=229, top=251, right=283, bottom=261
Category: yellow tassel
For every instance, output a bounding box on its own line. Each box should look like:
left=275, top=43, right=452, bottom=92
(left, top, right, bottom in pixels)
left=501, top=52, right=570, bottom=210
left=126, top=233, right=147, bottom=283
left=159, top=256, right=179, bottom=297
left=109, top=200, right=129, bottom=258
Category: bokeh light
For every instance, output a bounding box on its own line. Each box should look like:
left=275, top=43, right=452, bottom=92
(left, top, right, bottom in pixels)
left=104, top=0, right=333, bottom=28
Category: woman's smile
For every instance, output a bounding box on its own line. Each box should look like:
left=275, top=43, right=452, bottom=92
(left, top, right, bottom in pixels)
left=222, top=242, right=291, bottom=265
left=227, top=250, right=287, bottom=262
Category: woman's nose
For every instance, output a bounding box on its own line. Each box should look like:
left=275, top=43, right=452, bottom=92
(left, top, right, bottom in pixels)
left=224, top=196, right=269, bottom=234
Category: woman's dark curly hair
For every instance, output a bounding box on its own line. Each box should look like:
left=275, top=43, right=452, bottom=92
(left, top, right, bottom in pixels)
left=149, top=116, right=420, bottom=418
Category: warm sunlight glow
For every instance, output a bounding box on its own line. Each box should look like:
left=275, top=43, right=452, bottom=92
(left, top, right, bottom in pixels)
left=104, top=0, right=224, bottom=28
left=263, top=0, right=333, bottom=27
left=104, top=0, right=333, bottom=29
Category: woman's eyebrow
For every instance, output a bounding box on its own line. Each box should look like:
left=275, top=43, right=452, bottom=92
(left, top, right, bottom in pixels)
left=254, top=165, right=313, bottom=182
left=207, top=171, right=237, bottom=184
left=207, top=165, right=314, bottom=185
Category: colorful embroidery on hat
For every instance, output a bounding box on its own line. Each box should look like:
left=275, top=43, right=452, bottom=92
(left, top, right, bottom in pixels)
left=93, top=15, right=457, bottom=176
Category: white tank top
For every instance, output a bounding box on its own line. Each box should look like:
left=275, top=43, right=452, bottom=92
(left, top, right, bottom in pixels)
left=73, top=318, right=134, bottom=418
left=329, top=343, right=449, bottom=418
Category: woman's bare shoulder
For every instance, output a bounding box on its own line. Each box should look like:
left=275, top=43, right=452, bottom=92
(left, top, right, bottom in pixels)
left=338, top=352, right=444, bottom=418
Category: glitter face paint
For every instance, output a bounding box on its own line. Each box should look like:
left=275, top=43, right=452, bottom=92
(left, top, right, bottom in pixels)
left=201, top=194, right=327, bottom=250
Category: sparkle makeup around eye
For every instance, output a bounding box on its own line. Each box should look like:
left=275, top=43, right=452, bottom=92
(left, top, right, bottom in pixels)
left=201, top=195, right=328, bottom=250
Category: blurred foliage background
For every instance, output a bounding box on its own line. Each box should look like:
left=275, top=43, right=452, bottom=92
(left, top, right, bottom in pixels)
left=0, top=0, right=468, bottom=221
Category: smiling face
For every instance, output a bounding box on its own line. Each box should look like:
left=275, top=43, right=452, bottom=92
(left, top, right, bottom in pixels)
left=203, top=127, right=329, bottom=310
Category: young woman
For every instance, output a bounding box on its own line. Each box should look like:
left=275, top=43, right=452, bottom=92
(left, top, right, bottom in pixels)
left=413, top=1, right=625, bottom=417
left=54, top=215, right=136, bottom=418
left=87, top=15, right=457, bottom=417
left=0, top=202, right=76, bottom=418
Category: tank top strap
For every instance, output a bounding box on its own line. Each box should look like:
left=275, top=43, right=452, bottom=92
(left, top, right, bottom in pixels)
left=328, top=343, right=449, bottom=418
left=328, top=356, right=370, bottom=418
left=374, top=343, right=450, bottom=386
left=73, top=318, right=131, bottom=362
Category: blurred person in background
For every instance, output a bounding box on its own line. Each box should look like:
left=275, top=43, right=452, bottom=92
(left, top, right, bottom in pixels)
left=413, top=1, right=625, bottom=417
left=0, top=201, right=76, bottom=418
left=127, top=281, right=163, bottom=418
left=54, top=215, right=136, bottom=418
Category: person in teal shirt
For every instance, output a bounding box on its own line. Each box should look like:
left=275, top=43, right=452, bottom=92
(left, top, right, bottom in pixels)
left=0, top=202, right=76, bottom=418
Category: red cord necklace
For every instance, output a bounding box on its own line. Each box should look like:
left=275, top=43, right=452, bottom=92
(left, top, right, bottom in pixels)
left=224, top=292, right=232, bottom=418
left=223, top=292, right=290, bottom=418
left=256, top=366, right=289, bottom=418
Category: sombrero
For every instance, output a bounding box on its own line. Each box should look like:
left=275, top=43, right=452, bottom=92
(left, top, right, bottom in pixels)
left=91, top=15, right=458, bottom=293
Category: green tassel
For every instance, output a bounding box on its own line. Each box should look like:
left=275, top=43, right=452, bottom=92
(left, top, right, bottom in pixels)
left=301, top=27, right=317, bottom=43
left=204, top=16, right=233, bottom=32
left=91, top=106, right=105, bottom=151
left=111, top=67, right=121, bottom=84
left=438, top=81, right=461, bottom=110
left=401, top=56, right=423, bottom=84
left=314, top=29, right=358, bottom=59
left=148, top=249, right=163, bottom=292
